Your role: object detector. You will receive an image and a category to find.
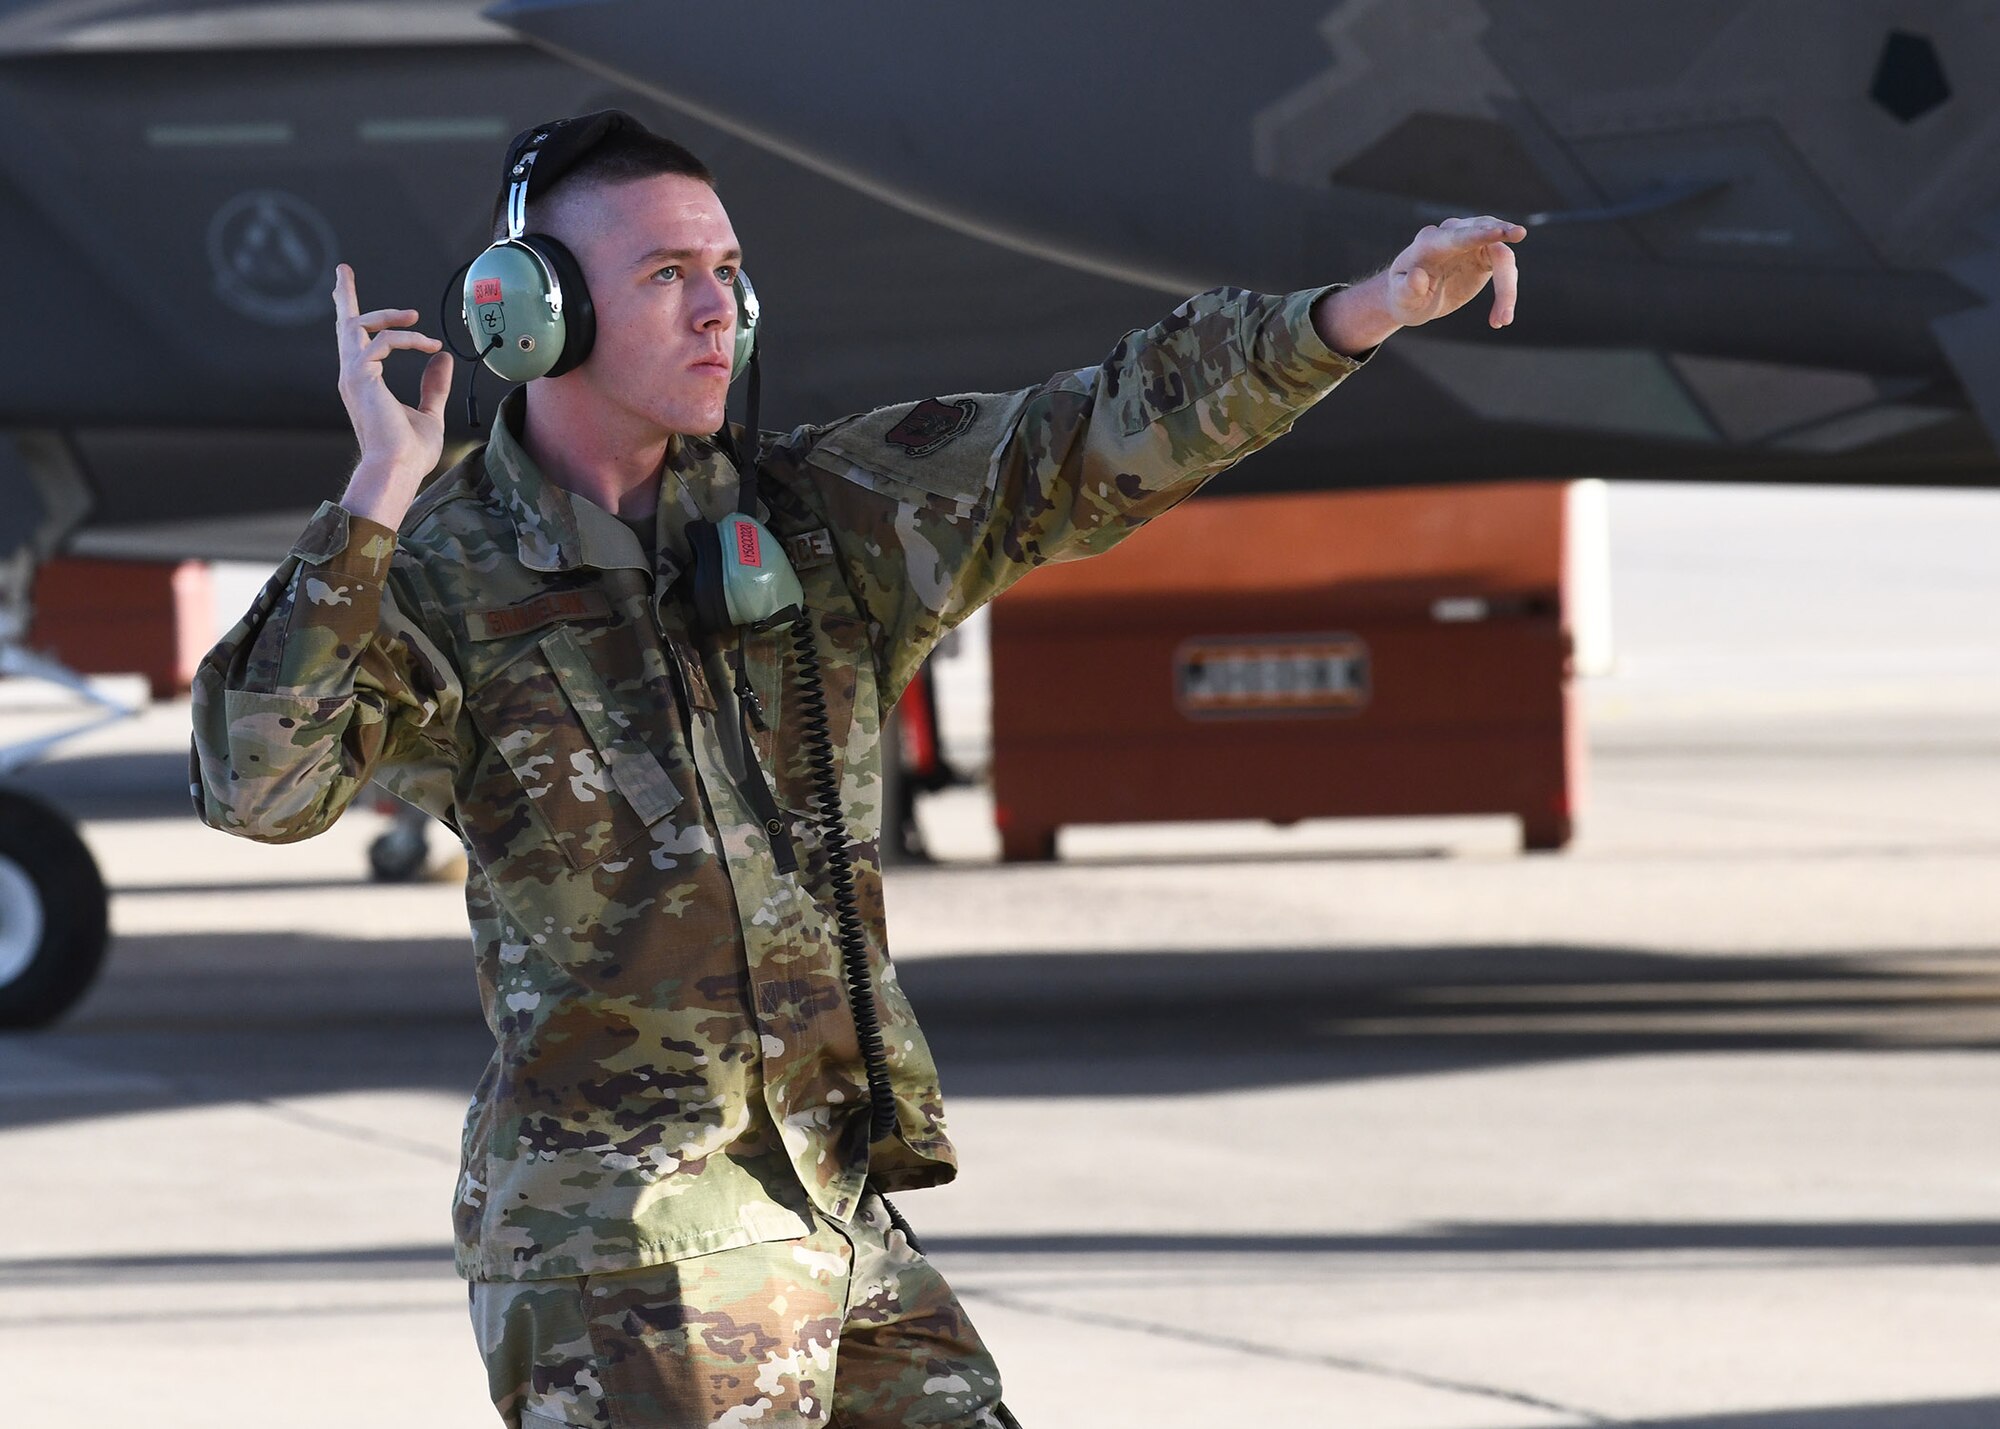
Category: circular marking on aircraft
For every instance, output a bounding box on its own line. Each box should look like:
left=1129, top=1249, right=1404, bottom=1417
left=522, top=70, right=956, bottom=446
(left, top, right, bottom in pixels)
left=206, top=188, right=340, bottom=325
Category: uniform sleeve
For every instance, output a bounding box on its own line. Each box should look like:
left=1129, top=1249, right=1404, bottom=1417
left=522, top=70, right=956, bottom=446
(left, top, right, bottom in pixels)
left=790, top=284, right=1369, bottom=701
left=189, top=500, right=464, bottom=843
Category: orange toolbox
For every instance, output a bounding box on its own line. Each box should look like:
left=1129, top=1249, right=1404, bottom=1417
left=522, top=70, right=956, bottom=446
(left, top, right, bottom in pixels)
left=988, top=481, right=1585, bottom=859
left=29, top=557, right=213, bottom=700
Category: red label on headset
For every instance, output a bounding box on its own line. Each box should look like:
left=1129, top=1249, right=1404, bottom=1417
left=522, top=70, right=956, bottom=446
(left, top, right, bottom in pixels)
left=735, top=522, right=762, bottom=567
left=472, top=278, right=503, bottom=305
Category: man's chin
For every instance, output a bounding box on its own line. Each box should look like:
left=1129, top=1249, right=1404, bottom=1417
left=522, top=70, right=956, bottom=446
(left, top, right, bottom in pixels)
left=657, top=405, right=730, bottom=439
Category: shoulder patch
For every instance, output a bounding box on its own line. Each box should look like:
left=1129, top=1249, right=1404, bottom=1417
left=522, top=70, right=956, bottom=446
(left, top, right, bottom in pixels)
left=803, top=388, right=1031, bottom=517
left=884, top=397, right=978, bottom=457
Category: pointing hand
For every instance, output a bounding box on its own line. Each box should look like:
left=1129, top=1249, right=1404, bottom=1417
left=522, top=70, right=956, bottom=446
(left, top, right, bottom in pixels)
left=1385, top=216, right=1526, bottom=329
left=1311, top=216, right=1526, bottom=356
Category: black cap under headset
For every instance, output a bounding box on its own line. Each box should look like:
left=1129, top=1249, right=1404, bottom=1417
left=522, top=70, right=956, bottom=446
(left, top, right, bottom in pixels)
left=498, top=109, right=645, bottom=214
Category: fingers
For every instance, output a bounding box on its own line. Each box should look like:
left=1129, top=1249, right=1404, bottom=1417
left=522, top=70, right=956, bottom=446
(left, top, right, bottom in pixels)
left=333, top=263, right=427, bottom=358
left=1385, top=214, right=1528, bottom=331
left=1428, top=215, right=1527, bottom=254
left=418, top=347, right=455, bottom=420
left=332, top=262, right=359, bottom=321
left=1488, top=241, right=1519, bottom=328
left=333, top=265, right=359, bottom=361
left=356, top=329, right=443, bottom=367
left=357, top=307, right=421, bottom=329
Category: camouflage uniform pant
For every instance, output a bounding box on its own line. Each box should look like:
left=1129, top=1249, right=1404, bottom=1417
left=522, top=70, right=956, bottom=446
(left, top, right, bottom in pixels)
left=469, top=1192, right=1008, bottom=1428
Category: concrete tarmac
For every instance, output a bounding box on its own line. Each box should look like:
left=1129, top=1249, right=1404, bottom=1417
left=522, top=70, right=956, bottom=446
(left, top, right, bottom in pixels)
left=3, top=482, right=1999, bottom=1427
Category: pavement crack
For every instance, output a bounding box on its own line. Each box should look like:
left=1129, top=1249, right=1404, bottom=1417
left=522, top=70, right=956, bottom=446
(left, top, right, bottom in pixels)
left=230, top=1093, right=459, bottom=1165
left=958, top=1284, right=1613, bottom=1424
left=1, top=1300, right=447, bottom=1330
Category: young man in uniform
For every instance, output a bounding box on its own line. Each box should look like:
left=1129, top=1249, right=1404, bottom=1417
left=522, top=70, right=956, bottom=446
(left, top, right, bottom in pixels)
left=190, top=112, right=1523, bottom=1428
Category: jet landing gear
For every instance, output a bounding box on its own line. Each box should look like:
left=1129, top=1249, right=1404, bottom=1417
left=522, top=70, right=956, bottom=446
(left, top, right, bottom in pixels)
left=0, top=430, right=128, bottom=1027
left=0, top=646, right=132, bottom=1030
left=0, top=788, right=108, bottom=1029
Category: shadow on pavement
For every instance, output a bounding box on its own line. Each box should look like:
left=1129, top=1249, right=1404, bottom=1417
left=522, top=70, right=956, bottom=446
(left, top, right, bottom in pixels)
left=112, top=878, right=389, bottom=896
left=0, top=1243, right=452, bottom=1284
left=3, top=935, right=1996, bottom=1133
left=10, top=1218, right=2000, bottom=1287
left=1600, top=1400, right=2000, bottom=1428
left=899, top=943, right=2000, bottom=1098
left=920, top=1220, right=2000, bottom=1259
left=8, top=749, right=198, bottom=822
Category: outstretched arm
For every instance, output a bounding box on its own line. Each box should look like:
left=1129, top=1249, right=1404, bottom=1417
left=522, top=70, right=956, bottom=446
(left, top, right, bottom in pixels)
left=786, top=215, right=1528, bottom=701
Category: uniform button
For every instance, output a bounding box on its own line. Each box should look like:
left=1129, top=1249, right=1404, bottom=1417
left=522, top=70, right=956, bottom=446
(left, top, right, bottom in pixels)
left=765, top=819, right=782, bottom=834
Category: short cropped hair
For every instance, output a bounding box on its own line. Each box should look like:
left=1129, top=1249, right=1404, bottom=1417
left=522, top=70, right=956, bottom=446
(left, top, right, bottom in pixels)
left=490, top=127, right=715, bottom=241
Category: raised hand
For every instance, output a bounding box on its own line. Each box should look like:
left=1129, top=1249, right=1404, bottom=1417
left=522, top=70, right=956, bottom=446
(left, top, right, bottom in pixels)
left=1385, top=216, right=1525, bottom=330
left=332, top=263, right=454, bottom=527
left=1312, top=216, right=1526, bottom=356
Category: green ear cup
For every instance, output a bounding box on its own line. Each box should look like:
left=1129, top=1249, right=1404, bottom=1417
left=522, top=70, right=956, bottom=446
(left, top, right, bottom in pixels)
left=732, top=270, right=760, bottom=383
left=461, top=237, right=598, bottom=383
left=684, top=512, right=801, bottom=637
left=716, top=512, right=801, bottom=626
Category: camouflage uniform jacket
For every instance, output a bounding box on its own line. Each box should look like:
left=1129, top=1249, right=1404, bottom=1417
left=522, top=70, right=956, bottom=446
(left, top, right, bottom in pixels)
left=189, top=284, right=1368, bottom=1281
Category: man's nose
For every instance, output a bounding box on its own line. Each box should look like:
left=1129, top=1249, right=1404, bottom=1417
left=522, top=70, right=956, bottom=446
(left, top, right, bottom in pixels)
left=693, top=272, right=736, bottom=330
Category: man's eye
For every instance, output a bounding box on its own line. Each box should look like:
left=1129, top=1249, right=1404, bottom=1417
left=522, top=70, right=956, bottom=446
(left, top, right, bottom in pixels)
left=715, top=265, right=737, bottom=284
left=655, top=265, right=679, bottom=281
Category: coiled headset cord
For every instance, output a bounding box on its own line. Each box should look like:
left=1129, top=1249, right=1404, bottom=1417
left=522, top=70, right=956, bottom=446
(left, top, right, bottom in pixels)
left=786, top=620, right=1025, bottom=1428
left=787, top=615, right=898, bottom=1144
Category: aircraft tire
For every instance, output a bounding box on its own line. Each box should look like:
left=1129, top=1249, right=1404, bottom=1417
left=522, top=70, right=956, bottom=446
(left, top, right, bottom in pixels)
left=0, top=788, right=110, bottom=1030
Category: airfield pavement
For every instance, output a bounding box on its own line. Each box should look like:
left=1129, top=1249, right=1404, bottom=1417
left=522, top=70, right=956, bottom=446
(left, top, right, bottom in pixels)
left=2, top=480, right=1999, bottom=1428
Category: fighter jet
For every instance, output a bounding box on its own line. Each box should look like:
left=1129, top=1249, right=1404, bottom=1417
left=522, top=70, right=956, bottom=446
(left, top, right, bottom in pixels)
left=1, top=0, right=1994, bottom=1025
left=493, top=0, right=2000, bottom=491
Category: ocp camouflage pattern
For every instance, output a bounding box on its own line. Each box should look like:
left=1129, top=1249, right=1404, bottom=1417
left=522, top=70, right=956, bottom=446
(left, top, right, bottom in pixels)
left=471, top=1191, right=1005, bottom=1427
left=190, top=284, right=1366, bottom=1282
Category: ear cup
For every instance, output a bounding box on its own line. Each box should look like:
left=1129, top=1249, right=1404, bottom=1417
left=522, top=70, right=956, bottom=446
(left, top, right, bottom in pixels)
left=519, top=234, right=596, bottom=377
left=460, top=240, right=568, bottom=383
left=684, top=520, right=734, bottom=638
left=731, top=270, right=760, bottom=383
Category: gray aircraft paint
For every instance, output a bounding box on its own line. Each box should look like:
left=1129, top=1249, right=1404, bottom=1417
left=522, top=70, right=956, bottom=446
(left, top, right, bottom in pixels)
left=0, top=0, right=1994, bottom=568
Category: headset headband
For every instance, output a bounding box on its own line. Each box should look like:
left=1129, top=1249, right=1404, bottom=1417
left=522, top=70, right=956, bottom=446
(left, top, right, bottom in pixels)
left=504, top=143, right=541, bottom=240
left=499, top=110, right=643, bottom=237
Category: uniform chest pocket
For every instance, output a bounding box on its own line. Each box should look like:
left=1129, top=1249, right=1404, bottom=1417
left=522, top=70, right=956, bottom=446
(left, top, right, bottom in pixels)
left=473, top=626, right=683, bottom=871
left=743, top=608, right=873, bottom=821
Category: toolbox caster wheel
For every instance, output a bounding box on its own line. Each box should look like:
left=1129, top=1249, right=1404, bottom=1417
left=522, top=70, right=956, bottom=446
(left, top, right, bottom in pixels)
left=368, top=804, right=433, bottom=883
left=999, top=826, right=1058, bottom=863
left=1521, top=813, right=1573, bottom=853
